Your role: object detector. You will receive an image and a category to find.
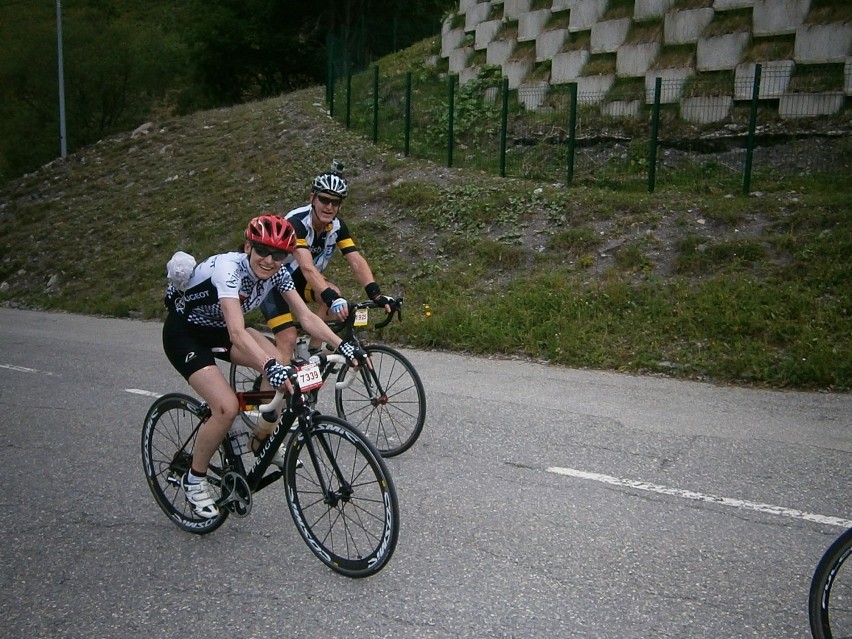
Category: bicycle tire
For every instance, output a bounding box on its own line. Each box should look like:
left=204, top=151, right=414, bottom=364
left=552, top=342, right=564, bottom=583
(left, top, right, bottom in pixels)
left=283, top=415, right=399, bottom=578
left=141, top=393, right=228, bottom=534
left=809, top=527, right=852, bottom=639
left=335, top=344, right=426, bottom=457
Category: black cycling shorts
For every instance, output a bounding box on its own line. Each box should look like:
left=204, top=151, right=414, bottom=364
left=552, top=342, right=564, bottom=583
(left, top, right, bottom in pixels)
left=162, top=312, right=232, bottom=380
left=260, top=272, right=315, bottom=334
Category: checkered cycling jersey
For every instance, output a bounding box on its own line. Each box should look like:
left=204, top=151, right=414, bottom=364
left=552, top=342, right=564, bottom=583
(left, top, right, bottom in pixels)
left=283, top=204, right=360, bottom=276
left=164, top=251, right=295, bottom=328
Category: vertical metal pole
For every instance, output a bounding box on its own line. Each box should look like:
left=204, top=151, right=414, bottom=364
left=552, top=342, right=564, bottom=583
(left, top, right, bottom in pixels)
left=404, top=71, right=412, bottom=157
left=55, top=0, right=67, bottom=158
left=566, top=83, right=577, bottom=186
left=345, top=66, right=352, bottom=130
left=447, top=74, right=455, bottom=168
left=648, top=77, right=662, bottom=193
left=372, top=65, right=379, bottom=144
left=743, top=63, right=761, bottom=195
left=499, top=78, right=509, bottom=177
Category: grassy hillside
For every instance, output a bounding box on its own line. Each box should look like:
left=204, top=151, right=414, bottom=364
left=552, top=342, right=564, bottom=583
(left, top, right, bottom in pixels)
left=0, top=84, right=850, bottom=390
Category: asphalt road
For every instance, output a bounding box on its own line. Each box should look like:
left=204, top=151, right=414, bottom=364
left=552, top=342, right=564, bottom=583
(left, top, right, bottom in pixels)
left=0, top=307, right=849, bottom=638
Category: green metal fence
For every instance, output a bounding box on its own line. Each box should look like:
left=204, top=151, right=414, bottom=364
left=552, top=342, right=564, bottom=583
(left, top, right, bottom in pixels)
left=330, top=62, right=851, bottom=193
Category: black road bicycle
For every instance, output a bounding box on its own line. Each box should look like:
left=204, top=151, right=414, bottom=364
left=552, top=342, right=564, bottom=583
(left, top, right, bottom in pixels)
left=141, top=364, right=399, bottom=578
left=230, top=298, right=425, bottom=458
left=809, top=527, right=852, bottom=638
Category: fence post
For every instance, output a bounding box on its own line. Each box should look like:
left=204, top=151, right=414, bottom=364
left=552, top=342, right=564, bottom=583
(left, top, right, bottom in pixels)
left=404, top=72, right=412, bottom=157
left=743, top=63, right=762, bottom=195
left=566, top=83, right=578, bottom=186
left=447, top=74, right=456, bottom=168
left=345, top=66, right=352, bottom=129
left=329, top=56, right=336, bottom=118
left=648, top=76, right=662, bottom=193
left=372, top=65, right=379, bottom=144
left=499, top=78, right=509, bottom=178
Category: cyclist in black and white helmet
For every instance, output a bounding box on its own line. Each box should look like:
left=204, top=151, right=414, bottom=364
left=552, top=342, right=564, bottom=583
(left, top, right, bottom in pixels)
left=260, top=160, right=396, bottom=362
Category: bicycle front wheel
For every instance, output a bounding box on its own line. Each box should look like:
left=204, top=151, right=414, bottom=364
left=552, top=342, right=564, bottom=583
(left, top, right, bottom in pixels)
left=141, top=393, right=228, bottom=534
left=283, top=415, right=399, bottom=578
left=335, top=344, right=426, bottom=457
left=809, top=527, right=852, bottom=639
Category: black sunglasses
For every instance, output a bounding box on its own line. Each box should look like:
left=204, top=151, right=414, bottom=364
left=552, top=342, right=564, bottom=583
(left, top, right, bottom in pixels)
left=316, top=194, right=342, bottom=208
left=252, top=243, right=288, bottom=261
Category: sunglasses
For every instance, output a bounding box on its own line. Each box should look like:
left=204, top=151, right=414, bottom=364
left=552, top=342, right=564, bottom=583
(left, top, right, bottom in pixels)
left=316, top=194, right=343, bottom=208
left=252, top=243, right=288, bottom=261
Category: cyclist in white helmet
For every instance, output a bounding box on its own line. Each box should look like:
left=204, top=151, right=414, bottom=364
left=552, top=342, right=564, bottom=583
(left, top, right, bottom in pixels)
left=260, top=161, right=395, bottom=362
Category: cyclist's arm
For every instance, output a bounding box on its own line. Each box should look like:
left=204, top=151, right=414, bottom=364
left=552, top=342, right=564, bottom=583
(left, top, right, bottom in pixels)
left=344, top=251, right=392, bottom=313
left=282, top=288, right=343, bottom=350
left=293, top=247, right=349, bottom=318
left=221, top=297, right=276, bottom=371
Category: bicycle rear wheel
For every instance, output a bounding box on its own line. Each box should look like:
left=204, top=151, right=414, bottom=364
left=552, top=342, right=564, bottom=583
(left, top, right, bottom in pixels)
left=283, top=415, right=399, bottom=578
left=334, top=344, right=426, bottom=457
left=141, top=393, right=228, bottom=534
left=809, top=527, right=852, bottom=639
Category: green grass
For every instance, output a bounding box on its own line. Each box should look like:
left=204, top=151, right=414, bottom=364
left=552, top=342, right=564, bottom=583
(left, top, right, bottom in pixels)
left=1, top=69, right=850, bottom=392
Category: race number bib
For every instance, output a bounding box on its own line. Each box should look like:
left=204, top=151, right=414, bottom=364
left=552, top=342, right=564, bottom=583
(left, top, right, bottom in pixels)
left=296, top=361, right=323, bottom=391
left=354, top=308, right=369, bottom=327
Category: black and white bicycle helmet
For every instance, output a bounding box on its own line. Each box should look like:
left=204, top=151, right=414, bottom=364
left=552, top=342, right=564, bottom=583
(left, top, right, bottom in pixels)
left=312, top=160, right=348, bottom=198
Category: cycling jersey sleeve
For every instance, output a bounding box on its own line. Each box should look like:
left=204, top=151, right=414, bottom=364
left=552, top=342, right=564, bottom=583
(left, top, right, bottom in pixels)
left=210, top=253, right=243, bottom=299
left=335, top=218, right=359, bottom=255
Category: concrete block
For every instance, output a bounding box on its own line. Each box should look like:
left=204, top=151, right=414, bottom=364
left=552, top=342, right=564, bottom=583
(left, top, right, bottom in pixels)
left=577, top=74, right=616, bottom=103
left=459, top=66, right=481, bottom=86
left=449, top=47, right=474, bottom=74
left=537, top=28, right=569, bottom=61
left=459, top=0, right=479, bottom=13
left=487, top=37, right=517, bottom=65
left=753, top=0, right=810, bottom=36
left=603, top=100, right=642, bottom=117
left=503, top=59, right=535, bottom=89
left=680, top=96, right=734, bottom=123
left=664, top=8, right=715, bottom=45
left=634, top=0, right=675, bottom=20
left=713, top=0, right=754, bottom=8
left=465, top=2, right=492, bottom=32
left=645, top=68, right=694, bottom=103
left=794, top=23, right=852, bottom=64
left=504, top=0, right=533, bottom=20
left=551, top=49, right=591, bottom=83
left=570, top=0, right=608, bottom=32
left=518, top=81, right=550, bottom=109
left=476, top=20, right=503, bottom=50
left=734, top=60, right=794, bottom=99
left=519, top=9, right=552, bottom=42
left=552, top=0, right=581, bottom=10
left=591, top=18, right=632, bottom=53
left=779, top=91, right=844, bottom=117
left=697, top=31, right=751, bottom=71
left=442, top=16, right=454, bottom=36
left=617, top=41, right=662, bottom=76
left=484, top=86, right=501, bottom=106
left=442, top=27, right=467, bottom=58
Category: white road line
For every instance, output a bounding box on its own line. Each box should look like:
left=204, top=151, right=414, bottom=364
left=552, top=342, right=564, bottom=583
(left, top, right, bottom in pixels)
left=0, top=363, right=55, bottom=375
left=547, top=466, right=852, bottom=529
left=125, top=389, right=162, bottom=398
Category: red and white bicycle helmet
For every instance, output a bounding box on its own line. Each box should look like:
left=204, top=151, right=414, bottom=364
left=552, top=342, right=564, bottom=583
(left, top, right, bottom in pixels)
left=245, top=214, right=297, bottom=252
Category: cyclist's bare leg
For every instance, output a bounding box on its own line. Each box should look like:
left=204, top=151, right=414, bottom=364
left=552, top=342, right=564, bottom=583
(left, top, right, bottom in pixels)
left=230, top=329, right=283, bottom=439
left=186, top=366, right=240, bottom=474
left=272, top=325, right=298, bottom=363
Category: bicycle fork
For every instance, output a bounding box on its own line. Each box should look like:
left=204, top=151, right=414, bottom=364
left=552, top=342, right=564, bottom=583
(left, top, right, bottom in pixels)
left=335, top=360, right=389, bottom=407
left=299, top=411, right=353, bottom=507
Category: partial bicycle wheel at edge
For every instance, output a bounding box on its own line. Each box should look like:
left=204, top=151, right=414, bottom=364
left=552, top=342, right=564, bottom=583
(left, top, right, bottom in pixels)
left=809, top=527, right=852, bottom=639
left=141, top=393, right=228, bottom=534
left=335, top=344, right=425, bottom=457
left=283, top=415, right=399, bottom=578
